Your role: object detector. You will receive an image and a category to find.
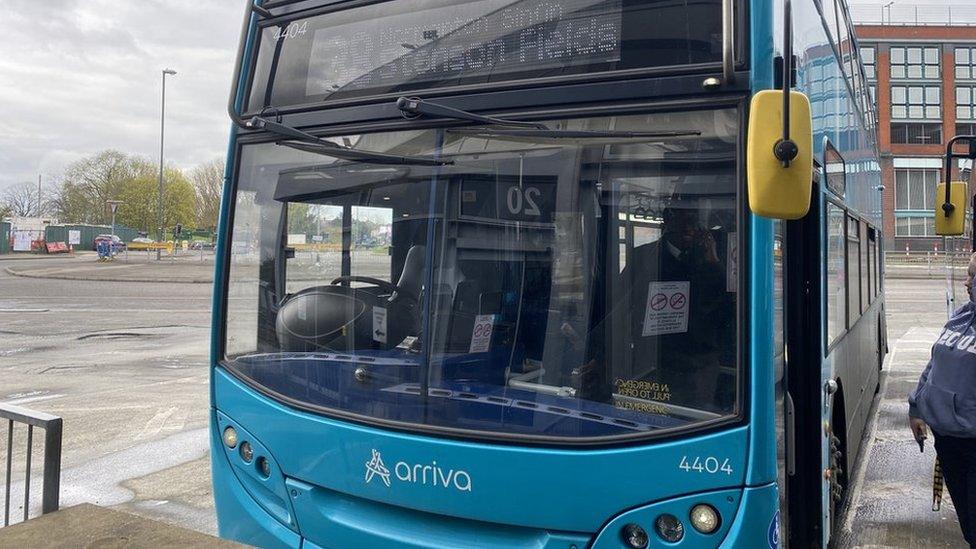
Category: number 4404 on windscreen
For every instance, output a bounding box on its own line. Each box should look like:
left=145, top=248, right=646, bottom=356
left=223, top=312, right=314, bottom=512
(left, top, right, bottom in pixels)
left=679, top=455, right=733, bottom=475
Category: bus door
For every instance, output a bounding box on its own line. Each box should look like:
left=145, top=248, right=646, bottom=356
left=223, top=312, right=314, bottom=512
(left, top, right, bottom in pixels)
left=782, top=179, right=825, bottom=547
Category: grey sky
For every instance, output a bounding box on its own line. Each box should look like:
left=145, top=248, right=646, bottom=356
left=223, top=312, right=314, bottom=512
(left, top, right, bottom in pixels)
left=0, top=0, right=243, bottom=191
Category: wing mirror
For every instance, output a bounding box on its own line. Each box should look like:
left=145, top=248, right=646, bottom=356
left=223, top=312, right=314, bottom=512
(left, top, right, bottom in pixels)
left=935, top=135, right=976, bottom=236
left=746, top=0, right=813, bottom=220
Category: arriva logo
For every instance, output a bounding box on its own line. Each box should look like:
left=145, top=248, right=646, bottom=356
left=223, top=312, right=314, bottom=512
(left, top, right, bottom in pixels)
left=364, top=449, right=472, bottom=492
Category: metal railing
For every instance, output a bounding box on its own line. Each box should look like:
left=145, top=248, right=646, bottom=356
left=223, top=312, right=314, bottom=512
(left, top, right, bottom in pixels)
left=851, top=3, right=976, bottom=26
left=1, top=404, right=62, bottom=527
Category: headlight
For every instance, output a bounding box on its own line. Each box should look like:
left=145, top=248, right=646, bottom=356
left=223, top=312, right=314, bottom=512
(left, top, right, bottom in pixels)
left=655, top=514, right=684, bottom=543
left=257, top=456, right=271, bottom=478
left=620, top=523, right=648, bottom=549
left=689, top=503, right=721, bottom=534
left=222, top=426, right=238, bottom=448
left=239, top=441, right=254, bottom=463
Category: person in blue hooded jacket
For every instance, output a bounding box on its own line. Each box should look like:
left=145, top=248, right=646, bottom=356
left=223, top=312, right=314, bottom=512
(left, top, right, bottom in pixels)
left=910, top=252, right=976, bottom=547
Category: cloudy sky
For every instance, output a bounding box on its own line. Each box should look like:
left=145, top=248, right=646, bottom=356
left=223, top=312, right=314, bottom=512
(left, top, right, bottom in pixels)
left=0, top=0, right=243, bottom=191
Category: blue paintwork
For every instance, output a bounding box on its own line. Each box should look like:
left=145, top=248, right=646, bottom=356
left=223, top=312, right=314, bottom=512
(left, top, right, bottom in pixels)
left=215, top=367, right=747, bottom=537
left=718, top=484, right=780, bottom=548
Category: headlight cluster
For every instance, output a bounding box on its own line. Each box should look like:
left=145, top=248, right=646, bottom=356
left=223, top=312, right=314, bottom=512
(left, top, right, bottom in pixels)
left=620, top=503, right=721, bottom=546
left=223, top=425, right=269, bottom=476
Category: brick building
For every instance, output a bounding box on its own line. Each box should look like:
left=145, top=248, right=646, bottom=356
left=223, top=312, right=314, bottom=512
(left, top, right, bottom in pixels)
left=853, top=3, right=976, bottom=251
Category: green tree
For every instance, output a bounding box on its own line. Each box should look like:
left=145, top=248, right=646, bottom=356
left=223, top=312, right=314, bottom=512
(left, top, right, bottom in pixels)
left=115, top=167, right=197, bottom=235
left=190, top=158, right=224, bottom=231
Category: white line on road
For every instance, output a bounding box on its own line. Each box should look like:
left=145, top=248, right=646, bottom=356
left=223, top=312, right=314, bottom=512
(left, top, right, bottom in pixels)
left=0, top=308, right=49, bottom=313
left=3, top=393, right=65, bottom=406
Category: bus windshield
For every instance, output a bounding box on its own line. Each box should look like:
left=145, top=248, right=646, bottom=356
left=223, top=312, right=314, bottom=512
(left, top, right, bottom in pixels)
left=246, top=0, right=724, bottom=109
left=223, top=108, right=740, bottom=442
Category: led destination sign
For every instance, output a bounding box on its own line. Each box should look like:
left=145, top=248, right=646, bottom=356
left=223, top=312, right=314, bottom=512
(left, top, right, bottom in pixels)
left=306, top=0, right=623, bottom=95
left=247, top=0, right=723, bottom=108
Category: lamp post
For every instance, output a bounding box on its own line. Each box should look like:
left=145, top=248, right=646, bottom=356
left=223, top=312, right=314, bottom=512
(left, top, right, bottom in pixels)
left=883, top=1, right=895, bottom=24
left=157, top=68, right=177, bottom=260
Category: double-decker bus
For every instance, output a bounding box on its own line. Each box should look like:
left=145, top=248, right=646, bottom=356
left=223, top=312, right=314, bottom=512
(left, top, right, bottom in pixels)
left=211, top=0, right=884, bottom=546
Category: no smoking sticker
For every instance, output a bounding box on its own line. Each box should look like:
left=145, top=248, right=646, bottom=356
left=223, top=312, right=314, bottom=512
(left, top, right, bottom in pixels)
left=642, top=281, right=690, bottom=336
left=469, top=314, right=496, bottom=353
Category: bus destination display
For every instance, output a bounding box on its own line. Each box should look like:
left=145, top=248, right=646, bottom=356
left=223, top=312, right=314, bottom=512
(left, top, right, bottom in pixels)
left=305, top=0, right=623, bottom=96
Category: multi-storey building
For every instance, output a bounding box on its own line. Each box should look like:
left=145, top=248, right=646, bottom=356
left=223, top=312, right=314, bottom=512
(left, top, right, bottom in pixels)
left=853, top=3, right=976, bottom=251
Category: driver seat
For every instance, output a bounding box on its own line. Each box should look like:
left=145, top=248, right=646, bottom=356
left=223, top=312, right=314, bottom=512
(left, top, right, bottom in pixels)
left=389, top=245, right=425, bottom=305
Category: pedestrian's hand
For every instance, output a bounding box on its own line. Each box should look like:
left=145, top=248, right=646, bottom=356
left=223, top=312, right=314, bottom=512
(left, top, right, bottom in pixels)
left=909, top=416, right=928, bottom=447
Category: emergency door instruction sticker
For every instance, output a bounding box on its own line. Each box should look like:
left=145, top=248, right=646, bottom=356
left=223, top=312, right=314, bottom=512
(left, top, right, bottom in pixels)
left=469, top=314, right=495, bottom=353
left=372, top=306, right=387, bottom=344
left=642, top=281, right=690, bottom=336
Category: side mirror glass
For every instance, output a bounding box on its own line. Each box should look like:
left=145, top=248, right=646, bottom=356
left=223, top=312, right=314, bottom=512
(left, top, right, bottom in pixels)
left=934, top=181, right=967, bottom=236
left=747, top=90, right=814, bottom=220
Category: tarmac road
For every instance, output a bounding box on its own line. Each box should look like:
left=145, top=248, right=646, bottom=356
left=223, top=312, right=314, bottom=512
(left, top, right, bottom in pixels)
left=0, top=255, right=216, bottom=534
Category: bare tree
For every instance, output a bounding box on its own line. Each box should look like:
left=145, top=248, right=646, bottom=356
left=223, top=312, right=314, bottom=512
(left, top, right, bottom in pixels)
left=54, top=150, right=148, bottom=224
left=190, top=158, right=224, bottom=230
left=1, top=181, right=50, bottom=217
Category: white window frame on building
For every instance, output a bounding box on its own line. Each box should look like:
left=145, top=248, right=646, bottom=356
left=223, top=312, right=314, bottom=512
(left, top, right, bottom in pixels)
left=957, top=85, right=976, bottom=122
left=890, top=45, right=941, bottom=79
left=893, top=158, right=941, bottom=238
left=891, top=85, right=941, bottom=120
left=861, top=46, right=876, bottom=80
left=956, top=47, right=976, bottom=80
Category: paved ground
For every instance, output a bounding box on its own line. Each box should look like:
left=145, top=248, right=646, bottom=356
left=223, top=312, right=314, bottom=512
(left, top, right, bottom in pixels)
left=838, top=277, right=969, bottom=548
left=0, top=255, right=215, bottom=534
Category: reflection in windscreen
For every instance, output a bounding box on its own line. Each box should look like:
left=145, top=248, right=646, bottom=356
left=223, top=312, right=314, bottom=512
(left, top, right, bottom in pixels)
left=224, top=109, right=739, bottom=440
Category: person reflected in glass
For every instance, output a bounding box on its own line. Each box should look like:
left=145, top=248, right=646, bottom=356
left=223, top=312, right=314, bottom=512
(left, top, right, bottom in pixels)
left=614, top=205, right=734, bottom=413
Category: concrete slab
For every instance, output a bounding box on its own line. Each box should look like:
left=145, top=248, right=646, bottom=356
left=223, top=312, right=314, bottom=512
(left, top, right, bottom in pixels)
left=0, top=503, right=244, bottom=548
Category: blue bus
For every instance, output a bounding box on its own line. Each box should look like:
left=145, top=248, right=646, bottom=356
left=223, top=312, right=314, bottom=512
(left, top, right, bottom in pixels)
left=211, top=0, right=883, bottom=546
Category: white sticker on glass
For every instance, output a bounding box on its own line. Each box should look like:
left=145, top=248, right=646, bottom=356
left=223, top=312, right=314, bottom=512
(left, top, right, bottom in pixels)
left=642, top=281, right=690, bottom=336
left=372, top=306, right=387, bottom=344
left=469, top=314, right=495, bottom=353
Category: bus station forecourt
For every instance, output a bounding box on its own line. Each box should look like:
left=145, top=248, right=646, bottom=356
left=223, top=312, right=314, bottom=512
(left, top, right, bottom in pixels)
left=0, top=249, right=969, bottom=547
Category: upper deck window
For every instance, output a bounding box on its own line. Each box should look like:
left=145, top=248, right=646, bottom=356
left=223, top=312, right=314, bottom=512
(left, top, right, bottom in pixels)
left=246, top=0, right=724, bottom=111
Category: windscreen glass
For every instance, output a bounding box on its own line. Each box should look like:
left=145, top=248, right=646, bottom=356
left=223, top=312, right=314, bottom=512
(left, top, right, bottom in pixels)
left=224, top=108, right=740, bottom=441
left=246, top=0, right=722, bottom=109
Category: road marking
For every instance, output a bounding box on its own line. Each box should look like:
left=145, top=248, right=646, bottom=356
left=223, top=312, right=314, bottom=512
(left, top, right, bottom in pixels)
left=0, top=308, right=49, bottom=313
left=4, top=393, right=65, bottom=406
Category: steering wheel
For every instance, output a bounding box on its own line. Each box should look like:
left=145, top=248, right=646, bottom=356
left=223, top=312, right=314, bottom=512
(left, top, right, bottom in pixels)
left=330, top=276, right=417, bottom=301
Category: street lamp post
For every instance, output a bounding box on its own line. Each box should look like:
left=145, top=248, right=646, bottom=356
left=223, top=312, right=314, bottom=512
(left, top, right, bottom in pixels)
left=157, top=68, right=177, bottom=260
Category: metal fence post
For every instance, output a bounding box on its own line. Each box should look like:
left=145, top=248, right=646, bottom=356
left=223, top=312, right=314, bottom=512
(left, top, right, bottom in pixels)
left=41, top=418, right=61, bottom=515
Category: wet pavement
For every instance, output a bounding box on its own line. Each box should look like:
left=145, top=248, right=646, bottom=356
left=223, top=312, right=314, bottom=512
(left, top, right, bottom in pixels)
left=0, top=255, right=215, bottom=534
left=837, top=277, right=969, bottom=548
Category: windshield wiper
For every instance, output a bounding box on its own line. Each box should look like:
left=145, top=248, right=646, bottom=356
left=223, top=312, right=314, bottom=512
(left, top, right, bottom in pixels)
left=446, top=127, right=703, bottom=141
left=397, top=97, right=548, bottom=129
left=247, top=116, right=452, bottom=166
left=396, top=98, right=701, bottom=141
